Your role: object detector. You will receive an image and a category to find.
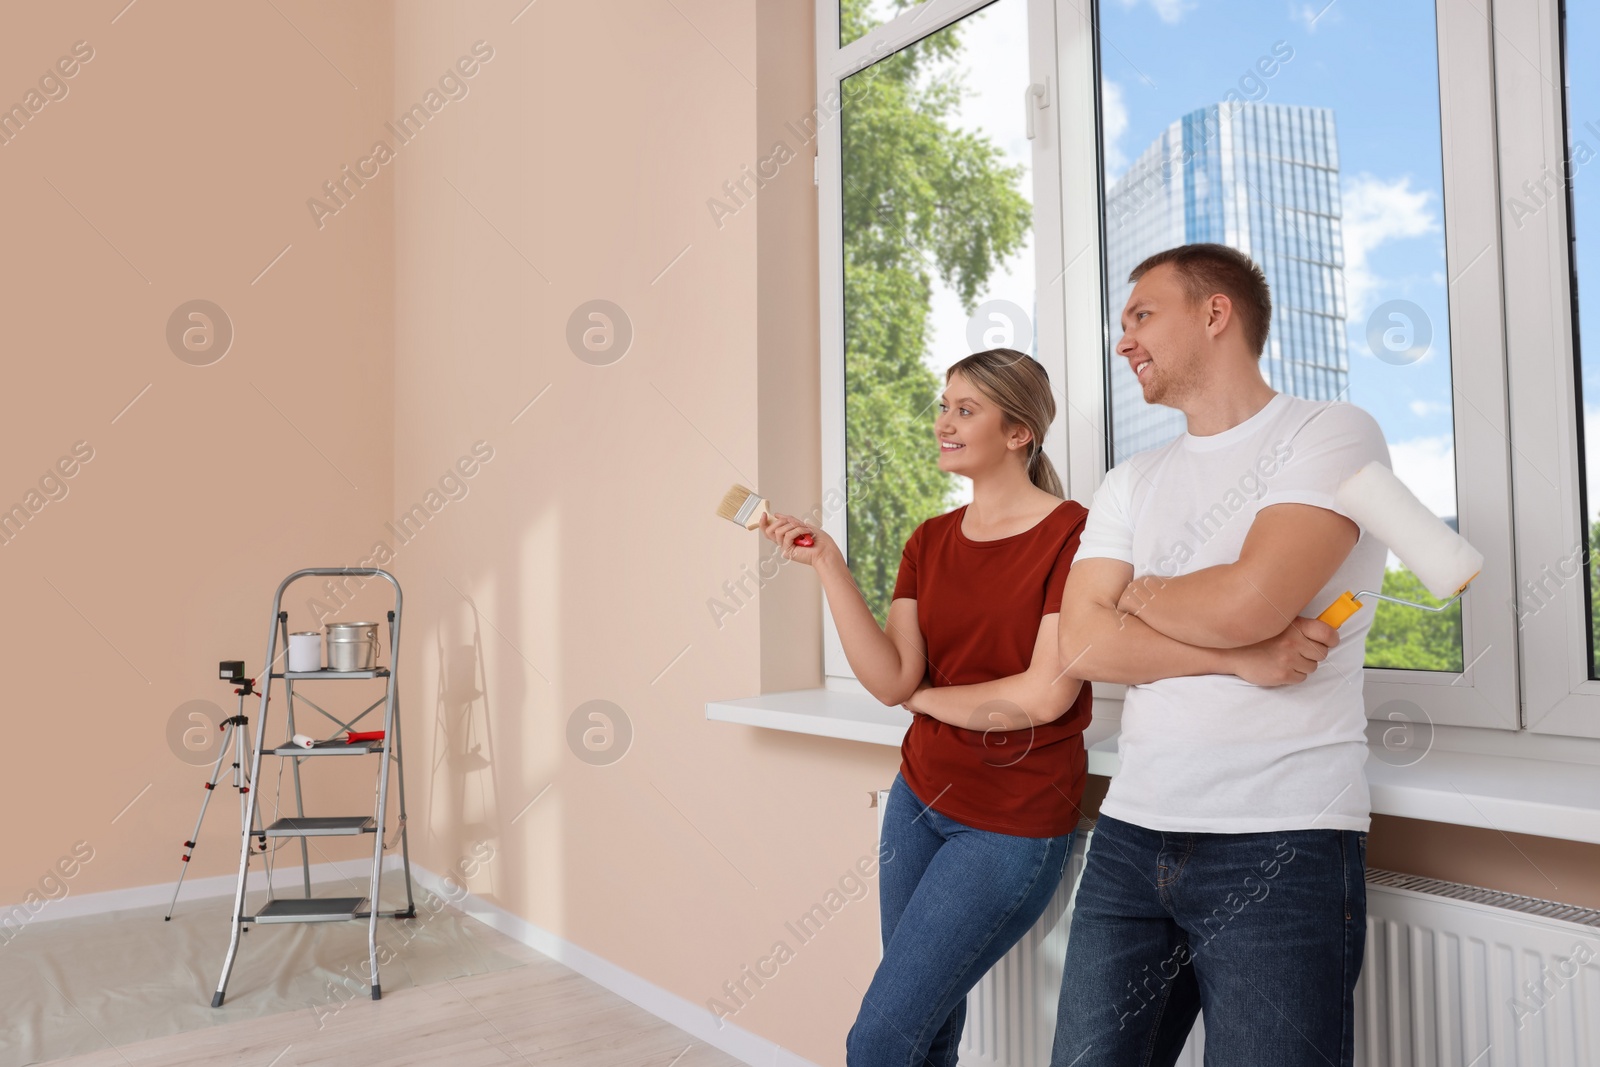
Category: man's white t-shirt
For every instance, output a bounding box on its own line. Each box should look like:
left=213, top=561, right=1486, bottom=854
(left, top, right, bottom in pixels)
left=1077, top=390, right=1391, bottom=834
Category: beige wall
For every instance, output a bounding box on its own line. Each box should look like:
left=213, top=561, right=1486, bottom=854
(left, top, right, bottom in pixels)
left=388, top=1, right=897, bottom=1061
left=5, top=3, right=1600, bottom=1067
left=0, top=0, right=396, bottom=919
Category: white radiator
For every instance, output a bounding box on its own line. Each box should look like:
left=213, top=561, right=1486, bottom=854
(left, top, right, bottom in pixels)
left=1358, top=870, right=1600, bottom=1066
left=873, top=804, right=1600, bottom=1066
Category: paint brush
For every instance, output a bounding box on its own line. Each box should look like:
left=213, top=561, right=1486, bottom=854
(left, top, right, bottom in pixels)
left=717, top=484, right=813, bottom=546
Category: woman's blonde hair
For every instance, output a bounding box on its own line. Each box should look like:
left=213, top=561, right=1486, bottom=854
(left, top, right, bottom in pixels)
left=945, top=348, right=1062, bottom=497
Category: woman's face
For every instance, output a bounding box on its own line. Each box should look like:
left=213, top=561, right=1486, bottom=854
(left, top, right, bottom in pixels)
left=934, top=370, right=1030, bottom=476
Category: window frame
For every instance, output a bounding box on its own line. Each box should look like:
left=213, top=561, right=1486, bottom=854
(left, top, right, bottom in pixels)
left=1502, top=0, right=1600, bottom=738
left=815, top=0, right=1557, bottom=744
left=816, top=0, right=1071, bottom=689
left=1062, top=0, right=1519, bottom=725
left=1341, top=0, right=1520, bottom=730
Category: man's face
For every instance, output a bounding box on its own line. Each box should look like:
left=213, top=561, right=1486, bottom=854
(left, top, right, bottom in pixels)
left=1116, top=262, right=1208, bottom=408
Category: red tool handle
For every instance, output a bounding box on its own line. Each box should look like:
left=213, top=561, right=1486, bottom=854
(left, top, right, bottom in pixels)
left=346, top=730, right=385, bottom=744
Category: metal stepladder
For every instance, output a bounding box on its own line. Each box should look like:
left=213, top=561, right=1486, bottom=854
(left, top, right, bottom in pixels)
left=211, top=567, right=416, bottom=1007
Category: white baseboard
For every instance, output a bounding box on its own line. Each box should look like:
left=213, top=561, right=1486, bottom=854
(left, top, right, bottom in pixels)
left=406, top=862, right=823, bottom=1067
left=1, top=854, right=822, bottom=1067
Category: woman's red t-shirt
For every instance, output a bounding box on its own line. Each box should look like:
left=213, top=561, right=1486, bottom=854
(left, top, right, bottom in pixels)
left=891, top=498, right=1093, bottom=837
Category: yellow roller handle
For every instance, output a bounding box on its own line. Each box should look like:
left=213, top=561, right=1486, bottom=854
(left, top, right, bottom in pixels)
left=1317, top=591, right=1363, bottom=629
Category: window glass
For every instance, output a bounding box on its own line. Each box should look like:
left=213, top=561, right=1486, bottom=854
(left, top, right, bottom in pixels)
left=840, top=0, right=1036, bottom=624
left=1099, top=0, right=1463, bottom=670
left=842, top=0, right=908, bottom=47
left=1561, top=0, right=1600, bottom=677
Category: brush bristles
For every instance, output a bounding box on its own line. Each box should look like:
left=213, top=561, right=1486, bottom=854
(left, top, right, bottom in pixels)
left=716, top=484, right=767, bottom=530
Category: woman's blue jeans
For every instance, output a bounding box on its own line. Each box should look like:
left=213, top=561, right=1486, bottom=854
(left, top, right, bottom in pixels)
left=846, top=771, right=1076, bottom=1067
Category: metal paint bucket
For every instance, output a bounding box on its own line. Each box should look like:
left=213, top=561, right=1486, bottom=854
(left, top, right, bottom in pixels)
left=325, top=621, right=380, bottom=671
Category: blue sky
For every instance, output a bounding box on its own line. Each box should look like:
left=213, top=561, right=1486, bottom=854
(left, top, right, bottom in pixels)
left=1099, top=0, right=1459, bottom=519
left=891, top=0, right=1464, bottom=519
left=1569, top=0, right=1600, bottom=522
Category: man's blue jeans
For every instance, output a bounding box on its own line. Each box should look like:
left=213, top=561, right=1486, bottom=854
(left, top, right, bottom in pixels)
left=1050, top=813, right=1367, bottom=1067
left=846, top=772, right=1077, bottom=1067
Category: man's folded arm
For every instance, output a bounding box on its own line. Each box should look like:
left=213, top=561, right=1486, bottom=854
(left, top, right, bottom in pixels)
left=1058, top=556, right=1242, bottom=685
left=1116, top=502, right=1359, bottom=649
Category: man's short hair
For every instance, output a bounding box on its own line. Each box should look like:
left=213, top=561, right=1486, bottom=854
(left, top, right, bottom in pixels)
left=1129, top=243, right=1272, bottom=358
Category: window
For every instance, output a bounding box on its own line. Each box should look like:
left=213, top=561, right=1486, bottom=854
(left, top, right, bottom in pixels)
left=819, top=0, right=1522, bottom=736
left=1097, top=1, right=1464, bottom=673
left=841, top=0, right=906, bottom=46
left=1510, top=0, right=1600, bottom=738
left=820, top=0, right=1065, bottom=644
left=1565, top=0, right=1600, bottom=677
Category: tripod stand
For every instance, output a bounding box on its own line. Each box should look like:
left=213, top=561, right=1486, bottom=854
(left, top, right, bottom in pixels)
left=165, top=665, right=269, bottom=921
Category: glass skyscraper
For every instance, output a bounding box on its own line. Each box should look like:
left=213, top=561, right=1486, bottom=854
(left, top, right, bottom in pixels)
left=1104, top=102, right=1348, bottom=464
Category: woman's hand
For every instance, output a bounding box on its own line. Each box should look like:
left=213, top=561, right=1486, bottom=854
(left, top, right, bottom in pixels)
left=901, top=679, right=931, bottom=714
left=759, top=511, right=839, bottom=569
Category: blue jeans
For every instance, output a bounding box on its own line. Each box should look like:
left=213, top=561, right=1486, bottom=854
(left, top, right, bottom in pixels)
left=1051, top=813, right=1367, bottom=1067
left=847, top=772, right=1076, bottom=1067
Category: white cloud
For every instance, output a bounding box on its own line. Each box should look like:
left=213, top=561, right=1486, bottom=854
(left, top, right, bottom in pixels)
left=1408, top=399, right=1449, bottom=418
left=1117, top=0, right=1197, bottom=23
left=1102, top=78, right=1129, bottom=182
left=1340, top=172, right=1440, bottom=327
left=1387, top=434, right=1458, bottom=519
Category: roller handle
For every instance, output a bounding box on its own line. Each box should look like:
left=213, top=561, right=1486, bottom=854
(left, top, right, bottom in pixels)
left=1317, top=591, right=1363, bottom=629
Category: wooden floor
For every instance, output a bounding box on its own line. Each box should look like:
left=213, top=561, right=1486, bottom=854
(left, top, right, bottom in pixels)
left=42, top=955, right=749, bottom=1067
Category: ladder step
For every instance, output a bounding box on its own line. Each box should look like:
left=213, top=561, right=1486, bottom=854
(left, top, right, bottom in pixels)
left=267, top=740, right=383, bottom=756
left=252, top=896, right=367, bottom=924
left=263, top=816, right=375, bottom=837
left=271, top=668, right=390, bottom=679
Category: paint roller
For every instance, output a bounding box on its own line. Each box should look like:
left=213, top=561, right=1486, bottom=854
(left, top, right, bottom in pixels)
left=1315, top=460, right=1483, bottom=628
left=289, top=730, right=385, bottom=749
left=1316, top=461, right=1481, bottom=626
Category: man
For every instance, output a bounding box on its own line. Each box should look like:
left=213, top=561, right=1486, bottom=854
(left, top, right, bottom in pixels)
left=1051, top=243, right=1389, bottom=1067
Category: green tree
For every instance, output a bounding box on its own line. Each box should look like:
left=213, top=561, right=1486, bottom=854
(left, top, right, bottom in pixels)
left=1587, top=517, right=1600, bottom=672
left=840, top=0, right=1032, bottom=625
left=1362, top=565, right=1463, bottom=672
left=1366, top=517, right=1600, bottom=674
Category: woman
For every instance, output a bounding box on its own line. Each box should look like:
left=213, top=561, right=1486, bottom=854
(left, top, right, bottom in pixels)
left=762, top=348, right=1093, bottom=1067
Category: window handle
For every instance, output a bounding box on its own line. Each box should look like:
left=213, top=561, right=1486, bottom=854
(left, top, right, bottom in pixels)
left=1025, top=78, right=1051, bottom=140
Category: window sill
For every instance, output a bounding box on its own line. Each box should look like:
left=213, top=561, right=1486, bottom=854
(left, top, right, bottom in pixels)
left=706, top=689, right=1600, bottom=846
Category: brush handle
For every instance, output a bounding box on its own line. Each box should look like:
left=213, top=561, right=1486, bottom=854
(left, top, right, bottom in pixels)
left=773, top=510, right=813, bottom=546
left=755, top=501, right=812, bottom=546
